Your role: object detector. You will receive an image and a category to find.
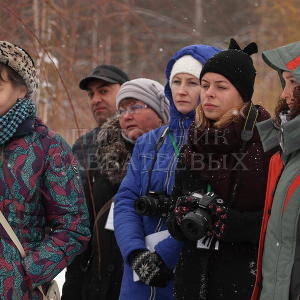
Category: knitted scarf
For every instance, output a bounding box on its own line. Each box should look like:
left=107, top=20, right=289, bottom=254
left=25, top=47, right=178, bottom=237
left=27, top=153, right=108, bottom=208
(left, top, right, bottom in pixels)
left=0, top=98, right=36, bottom=145
left=96, top=116, right=134, bottom=185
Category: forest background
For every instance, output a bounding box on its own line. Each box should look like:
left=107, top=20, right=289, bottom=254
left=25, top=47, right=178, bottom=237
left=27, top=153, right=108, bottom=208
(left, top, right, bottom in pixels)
left=1, top=0, right=299, bottom=144
left=1, top=0, right=299, bottom=293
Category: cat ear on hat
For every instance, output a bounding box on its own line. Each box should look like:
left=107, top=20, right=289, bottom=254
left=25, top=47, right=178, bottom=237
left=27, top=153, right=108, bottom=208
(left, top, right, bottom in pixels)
left=229, top=38, right=241, bottom=50
left=229, top=38, right=258, bottom=56
left=243, top=42, right=258, bottom=56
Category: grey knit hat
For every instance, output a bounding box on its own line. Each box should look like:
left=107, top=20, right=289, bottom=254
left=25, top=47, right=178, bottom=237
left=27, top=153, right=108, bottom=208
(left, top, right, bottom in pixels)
left=0, top=41, right=38, bottom=97
left=116, top=78, right=170, bottom=124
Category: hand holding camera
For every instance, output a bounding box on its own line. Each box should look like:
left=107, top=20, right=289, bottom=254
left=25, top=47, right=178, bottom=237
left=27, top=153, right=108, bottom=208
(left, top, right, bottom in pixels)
left=207, top=197, right=229, bottom=239
left=134, top=190, right=230, bottom=242
left=168, top=191, right=230, bottom=242
left=174, top=192, right=220, bottom=241
left=134, top=190, right=259, bottom=244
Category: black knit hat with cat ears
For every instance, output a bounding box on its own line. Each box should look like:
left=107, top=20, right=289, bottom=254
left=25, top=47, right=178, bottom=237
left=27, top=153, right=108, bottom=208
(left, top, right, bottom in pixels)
left=200, top=38, right=258, bottom=102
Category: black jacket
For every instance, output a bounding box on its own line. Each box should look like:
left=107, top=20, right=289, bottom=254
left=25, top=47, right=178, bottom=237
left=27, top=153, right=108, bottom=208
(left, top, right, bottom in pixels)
left=173, top=106, right=275, bottom=300
left=62, top=118, right=133, bottom=300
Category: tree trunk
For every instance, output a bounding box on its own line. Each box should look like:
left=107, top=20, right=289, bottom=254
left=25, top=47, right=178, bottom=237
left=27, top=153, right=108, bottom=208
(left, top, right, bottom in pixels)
left=195, top=0, right=203, bottom=38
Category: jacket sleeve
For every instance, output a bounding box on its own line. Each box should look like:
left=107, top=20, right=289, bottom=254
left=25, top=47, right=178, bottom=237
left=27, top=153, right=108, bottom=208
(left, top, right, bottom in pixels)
left=154, top=236, right=183, bottom=270
left=114, top=142, right=148, bottom=264
left=22, top=135, right=91, bottom=287
left=288, top=185, right=300, bottom=300
left=114, top=136, right=183, bottom=270
left=152, top=161, right=201, bottom=270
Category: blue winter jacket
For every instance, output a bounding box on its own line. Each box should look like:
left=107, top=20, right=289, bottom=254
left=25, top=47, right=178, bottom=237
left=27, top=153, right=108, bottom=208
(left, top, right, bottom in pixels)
left=114, top=45, right=221, bottom=300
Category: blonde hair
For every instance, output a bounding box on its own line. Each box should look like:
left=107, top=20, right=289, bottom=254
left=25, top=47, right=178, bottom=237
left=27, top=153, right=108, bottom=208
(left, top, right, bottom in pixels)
left=195, top=102, right=249, bottom=130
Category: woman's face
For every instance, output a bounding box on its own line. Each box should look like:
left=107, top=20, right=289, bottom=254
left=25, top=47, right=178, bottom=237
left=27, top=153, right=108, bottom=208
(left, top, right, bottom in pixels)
left=200, top=72, right=244, bottom=121
left=281, top=71, right=300, bottom=112
left=0, top=70, right=27, bottom=116
left=118, top=99, right=162, bottom=141
left=171, top=73, right=201, bottom=114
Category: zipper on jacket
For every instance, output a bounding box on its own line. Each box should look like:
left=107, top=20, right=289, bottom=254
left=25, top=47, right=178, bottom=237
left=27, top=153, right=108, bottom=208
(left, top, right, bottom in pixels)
left=280, top=127, right=284, bottom=153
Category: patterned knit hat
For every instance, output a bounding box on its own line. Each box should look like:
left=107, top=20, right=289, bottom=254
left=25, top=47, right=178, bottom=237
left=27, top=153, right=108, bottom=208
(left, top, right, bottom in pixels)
left=200, top=39, right=258, bottom=102
left=0, top=41, right=38, bottom=97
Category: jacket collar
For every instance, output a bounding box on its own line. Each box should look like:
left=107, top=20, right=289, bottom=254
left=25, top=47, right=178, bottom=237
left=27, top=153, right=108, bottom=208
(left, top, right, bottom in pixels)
left=14, top=118, right=35, bottom=138
left=256, top=114, right=300, bottom=158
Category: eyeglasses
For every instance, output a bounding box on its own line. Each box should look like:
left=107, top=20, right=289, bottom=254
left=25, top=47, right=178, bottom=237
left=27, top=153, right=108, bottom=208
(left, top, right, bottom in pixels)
left=117, top=104, right=149, bottom=117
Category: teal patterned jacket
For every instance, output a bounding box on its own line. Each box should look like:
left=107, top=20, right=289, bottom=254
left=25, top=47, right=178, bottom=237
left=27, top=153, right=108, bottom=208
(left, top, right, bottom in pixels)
left=0, top=118, right=90, bottom=299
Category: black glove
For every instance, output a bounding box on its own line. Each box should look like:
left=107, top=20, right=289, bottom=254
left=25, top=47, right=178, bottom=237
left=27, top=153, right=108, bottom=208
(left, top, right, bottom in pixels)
left=207, top=198, right=262, bottom=244
left=207, top=196, right=229, bottom=239
left=173, top=193, right=198, bottom=225
left=129, top=250, right=173, bottom=287
left=170, top=192, right=215, bottom=241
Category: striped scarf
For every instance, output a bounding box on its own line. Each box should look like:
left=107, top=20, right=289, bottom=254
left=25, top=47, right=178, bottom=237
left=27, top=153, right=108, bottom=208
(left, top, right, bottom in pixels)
left=0, top=98, right=36, bottom=145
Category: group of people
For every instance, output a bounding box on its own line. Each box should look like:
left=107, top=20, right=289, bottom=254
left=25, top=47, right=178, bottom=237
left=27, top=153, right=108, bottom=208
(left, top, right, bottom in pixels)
left=0, top=37, right=299, bottom=300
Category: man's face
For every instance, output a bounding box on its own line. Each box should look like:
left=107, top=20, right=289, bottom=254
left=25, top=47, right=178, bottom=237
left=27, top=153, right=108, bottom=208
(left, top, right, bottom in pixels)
left=87, top=80, right=121, bottom=125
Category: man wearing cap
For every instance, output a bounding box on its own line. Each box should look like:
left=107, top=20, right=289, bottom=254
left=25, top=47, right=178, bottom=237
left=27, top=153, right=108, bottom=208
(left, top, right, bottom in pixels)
left=73, top=64, right=130, bottom=187
left=62, top=65, right=129, bottom=300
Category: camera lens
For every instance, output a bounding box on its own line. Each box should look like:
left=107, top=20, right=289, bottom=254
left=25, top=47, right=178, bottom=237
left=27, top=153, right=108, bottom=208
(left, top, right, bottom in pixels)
left=166, top=214, right=186, bottom=241
left=135, top=196, right=159, bottom=216
left=180, top=209, right=211, bottom=241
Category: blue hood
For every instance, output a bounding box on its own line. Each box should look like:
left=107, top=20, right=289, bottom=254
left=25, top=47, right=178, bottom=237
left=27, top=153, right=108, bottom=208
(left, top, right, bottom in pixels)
left=165, top=44, right=221, bottom=130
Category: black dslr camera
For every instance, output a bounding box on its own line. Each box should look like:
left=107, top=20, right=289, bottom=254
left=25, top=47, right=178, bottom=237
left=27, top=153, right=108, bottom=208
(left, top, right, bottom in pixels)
left=173, top=192, right=221, bottom=241
left=135, top=191, right=174, bottom=218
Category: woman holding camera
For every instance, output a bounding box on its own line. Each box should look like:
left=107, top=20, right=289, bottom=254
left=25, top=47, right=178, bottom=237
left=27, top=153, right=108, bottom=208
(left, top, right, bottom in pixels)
left=62, top=78, right=169, bottom=300
left=171, top=39, right=274, bottom=300
left=114, top=44, right=221, bottom=300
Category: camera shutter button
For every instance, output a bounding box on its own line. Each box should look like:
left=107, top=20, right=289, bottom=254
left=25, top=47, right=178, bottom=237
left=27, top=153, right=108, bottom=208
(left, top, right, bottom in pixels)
left=216, top=199, right=224, bottom=205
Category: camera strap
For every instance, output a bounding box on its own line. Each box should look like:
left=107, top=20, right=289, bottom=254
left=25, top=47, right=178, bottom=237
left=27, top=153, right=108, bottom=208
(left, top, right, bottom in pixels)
left=229, top=102, right=258, bottom=207
left=168, top=132, right=180, bottom=157
left=241, top=102, right=259, bottom=143
left=147, top=126, right=169, bottom=190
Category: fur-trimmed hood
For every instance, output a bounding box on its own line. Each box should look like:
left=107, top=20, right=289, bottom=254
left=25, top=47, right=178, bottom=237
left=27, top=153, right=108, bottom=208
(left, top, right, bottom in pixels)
left=96, top=116, right=134, bottom=185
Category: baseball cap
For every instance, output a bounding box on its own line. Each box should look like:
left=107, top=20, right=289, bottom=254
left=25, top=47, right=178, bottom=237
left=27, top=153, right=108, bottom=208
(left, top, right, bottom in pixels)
left=79, top=64, right=130, bottom=90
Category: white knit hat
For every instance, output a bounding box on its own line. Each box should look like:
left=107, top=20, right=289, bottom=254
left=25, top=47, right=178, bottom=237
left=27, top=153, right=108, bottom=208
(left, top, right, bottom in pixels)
left=169, top=55, right=203, bottom=83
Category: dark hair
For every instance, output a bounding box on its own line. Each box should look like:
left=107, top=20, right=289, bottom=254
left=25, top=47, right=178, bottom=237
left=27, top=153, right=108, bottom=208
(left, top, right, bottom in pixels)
left=293, top=85, right=300, bottom=114
left=274, top=86, right=300, bottom=126
left=0, top=62, right=27, bottom=88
